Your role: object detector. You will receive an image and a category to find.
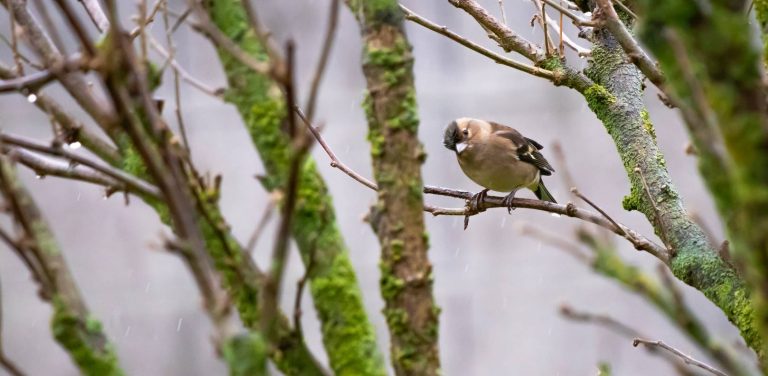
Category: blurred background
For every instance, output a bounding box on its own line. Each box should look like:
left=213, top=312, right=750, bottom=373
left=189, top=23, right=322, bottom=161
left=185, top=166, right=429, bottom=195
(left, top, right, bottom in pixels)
left=0, top=0, right=749, bottom=374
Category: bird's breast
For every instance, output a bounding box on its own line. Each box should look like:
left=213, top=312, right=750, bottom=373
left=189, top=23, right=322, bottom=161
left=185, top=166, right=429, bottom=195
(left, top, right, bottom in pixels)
left=457, top=141, right=539, bottom=192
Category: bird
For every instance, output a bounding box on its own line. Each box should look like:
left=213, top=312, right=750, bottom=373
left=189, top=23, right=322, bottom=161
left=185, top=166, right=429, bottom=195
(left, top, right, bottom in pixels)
left=443, top=117, right=556, bottom=214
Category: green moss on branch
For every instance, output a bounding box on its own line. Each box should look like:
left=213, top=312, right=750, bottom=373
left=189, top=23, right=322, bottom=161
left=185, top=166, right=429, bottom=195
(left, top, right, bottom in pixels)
left=204, top=1, right=386, bottom=375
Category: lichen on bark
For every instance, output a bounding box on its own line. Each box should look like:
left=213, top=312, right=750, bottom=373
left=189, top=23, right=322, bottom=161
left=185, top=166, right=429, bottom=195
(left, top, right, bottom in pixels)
left=579, top=22, right=761, bottom=358
left=345, top=1, right=441, bottom=375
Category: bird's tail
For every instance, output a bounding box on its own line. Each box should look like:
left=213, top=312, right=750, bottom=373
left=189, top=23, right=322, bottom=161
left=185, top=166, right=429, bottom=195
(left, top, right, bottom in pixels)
left=534, top=179, right=557, bottom=203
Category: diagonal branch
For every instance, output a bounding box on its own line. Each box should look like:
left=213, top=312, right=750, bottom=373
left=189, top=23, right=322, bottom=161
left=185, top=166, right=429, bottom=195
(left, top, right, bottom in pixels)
left=633, top=338, right=728, bottom=376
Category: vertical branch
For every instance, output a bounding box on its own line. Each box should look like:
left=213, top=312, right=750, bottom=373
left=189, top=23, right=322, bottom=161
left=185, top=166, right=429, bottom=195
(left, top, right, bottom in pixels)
left=202, top=1, right=387, bottom=375
left=0, top=155, right=123, bottom=375
left=345, top=1, right=440, bottom=375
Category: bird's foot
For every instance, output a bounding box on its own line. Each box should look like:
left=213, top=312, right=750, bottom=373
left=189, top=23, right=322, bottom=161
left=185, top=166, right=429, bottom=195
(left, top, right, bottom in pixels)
left=501, top=190, right=518, bottom=214
left=468, top=189, right=489, bottom=214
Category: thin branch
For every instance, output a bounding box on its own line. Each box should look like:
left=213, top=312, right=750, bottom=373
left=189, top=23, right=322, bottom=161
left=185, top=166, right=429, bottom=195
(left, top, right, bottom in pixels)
left=533, top=2, right=591, bottom=56
left=293, top=253, right=315, bottom=337
left=633, top=338, right=729, bottom=376
left=449, top=0, right=547, bottom=61
left=0, top=55, right=90, bottom=93
left=400, top=5, right=556, bottom=80
left=245, top=197, right=276, bottom=256
left=262, top=41, right=310, bottom=343
left=304, top=0, right=339, bottom=122
left=0, top=134, right=161, bottom=199
left=514, top=222, right=592, bottom=263
left=541, top=0, right=596, bottom=26
left=295, top=107, right=669, bottom=263
left=78, top=0, right=110, bottom=33
left=186, top=0, right=272, bottom=78
left=561, top=304, right=641, bottom=338
left=147, top=36, right=224, bottom=98
left=497, top=0, right=508, bottom=25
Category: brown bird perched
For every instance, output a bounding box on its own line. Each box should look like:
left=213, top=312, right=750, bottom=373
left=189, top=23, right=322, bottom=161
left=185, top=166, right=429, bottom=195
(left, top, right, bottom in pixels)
left=443, top=118, right=556, bottom=213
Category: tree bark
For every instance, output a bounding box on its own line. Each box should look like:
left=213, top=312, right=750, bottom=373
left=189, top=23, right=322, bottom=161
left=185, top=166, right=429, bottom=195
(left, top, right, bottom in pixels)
left=345, top=1, right=441, bottom=375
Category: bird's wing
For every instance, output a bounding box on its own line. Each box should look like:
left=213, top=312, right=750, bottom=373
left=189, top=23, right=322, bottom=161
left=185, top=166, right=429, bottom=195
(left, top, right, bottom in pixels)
left=489, top=121, right=555, bottom=176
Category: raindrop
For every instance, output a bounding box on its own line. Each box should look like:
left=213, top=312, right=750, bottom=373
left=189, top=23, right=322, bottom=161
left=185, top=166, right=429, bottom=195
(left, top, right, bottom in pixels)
left=26, top=93, right=37, bottom=103
left=463, top=264, right=469, bottom=273
left=124, top=326, right=132, bottom=337
left=76, top=192, right=81, bottom=201
left=68, top=141, right=82, bottom=150
left=500, top=217, right=507, bottom=228
left=35, top=174, right=44, bottom=179
left=144, top=282, right=151, bottom=293
left=176, top=318, right=183, bottom=332
left=551, top=213, right=561, bottom=218
left=454, top=247, right=460, bottom=257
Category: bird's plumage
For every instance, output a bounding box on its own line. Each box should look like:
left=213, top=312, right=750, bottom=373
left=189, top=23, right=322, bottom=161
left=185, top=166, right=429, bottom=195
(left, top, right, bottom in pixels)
left=443, top=118, right=556, bottom=204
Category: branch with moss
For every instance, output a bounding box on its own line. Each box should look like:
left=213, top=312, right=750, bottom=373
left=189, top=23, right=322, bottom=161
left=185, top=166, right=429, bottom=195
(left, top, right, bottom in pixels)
left=0, top=155, right=123, bottom=376
left=200, top=1, right=387, bottom=375
left=345, top=1, right=441, bottom=375
left=636, top=0, right=768, bottom=361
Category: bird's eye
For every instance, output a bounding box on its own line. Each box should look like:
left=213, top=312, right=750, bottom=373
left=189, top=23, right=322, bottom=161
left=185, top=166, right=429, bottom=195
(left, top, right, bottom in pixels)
left=462, top=129, right=469, bottom=136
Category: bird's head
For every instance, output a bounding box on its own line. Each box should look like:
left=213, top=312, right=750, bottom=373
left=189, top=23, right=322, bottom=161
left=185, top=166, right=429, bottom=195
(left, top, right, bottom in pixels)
left=443, top=118, right=475, bottom=154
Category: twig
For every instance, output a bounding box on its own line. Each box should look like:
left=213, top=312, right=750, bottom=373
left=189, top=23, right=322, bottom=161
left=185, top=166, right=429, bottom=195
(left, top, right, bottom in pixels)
left=52, top=0, right=96, bottom=57
left=161, top=3, right=191, bottom=152
left=632, top=338, right=729, bottom=376
left=594, top=0, right=664, bottom=89
left=571, top=188, right=627, bottom=238
left=542, top=3, right=552, bottom=55
left=634, top=167, right=671, bottom=251
left=6, top=147, right=143, bottom=194
left=304, top=0, right=340, bottom=122
left=295, top=107, right=669, bottom=263
left=515, top=222, right=592, bottom=263
left=498, top=0, right=508, bottom=25
left=0, top=278, right=26, bottom=376
left=449, top=0, right=546, bottom=61
left=240, top=0, right=285, bottom=77
left=147, top=36, right=224, bottom=98
left=79, top=0, right=110, bottom=32
left=293, top=253, right=315, bottom=336
left=0, top=55, right=90, bottom=93
left=129, top=0, right=166, bottom=39
left=262, top=41, right=311, bottom=343
left=560, top=304, right=641, bottom=338
left=245, top=197, right=276, bottom=255
left=613, top=0, right=637, bottom=19
left=400, top=5, right=556, bottom=80
left=186, top=0, right=272, bottom=77
left=540, top=0, right=596, bottom=26
left=0, top=134, right=160, bottom=199
left=532, top=2, right=591, bottom=56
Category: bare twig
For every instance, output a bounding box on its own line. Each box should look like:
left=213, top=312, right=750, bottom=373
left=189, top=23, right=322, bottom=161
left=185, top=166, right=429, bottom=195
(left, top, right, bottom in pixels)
left=449, top=0, right=547, bottom=61
left=78, top=0, right=110, bottom=32
left=0, top=55, right=90, bottom=93
left=541, top=0, right=596, bottom=26
left=147, top=36, right=224, bottom=98
left=293, top=253, right=315, bottom=336
left=401, top=5, right=556, bottom=80
left=571, top=188, right=627, bottom=238
left=561, top=304, right=641, bottom=338
left=633, top=338, right=729, bottom=376
left=531, top=1, right=591, bottom=56
left=186, top=0, right=272, bottom=77
left=304, top=0, right=340, bottom=122
left=245, top=197, right=276, bottom=256
left=497, top=0, right=508, bottom=25
left=515, top=222, right=592, bottom=263
left=634, top=167, right=671, bottom=251
left=262, top=41, right=311, bottom=342
left=0, top=134, right=160, bottom=199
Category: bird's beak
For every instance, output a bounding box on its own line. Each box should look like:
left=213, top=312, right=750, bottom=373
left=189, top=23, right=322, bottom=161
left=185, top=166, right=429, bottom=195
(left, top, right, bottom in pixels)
left=455, top=142, right=468, bottom=155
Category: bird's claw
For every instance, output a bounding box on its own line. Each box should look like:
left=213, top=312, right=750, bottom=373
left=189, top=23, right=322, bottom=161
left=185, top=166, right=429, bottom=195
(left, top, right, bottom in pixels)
left=467, top=189, right=489, bottom=214
left=502, top=190, right=518, bottom=214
